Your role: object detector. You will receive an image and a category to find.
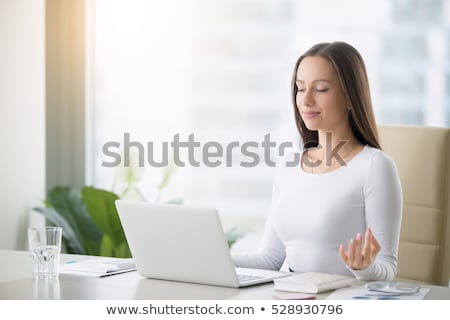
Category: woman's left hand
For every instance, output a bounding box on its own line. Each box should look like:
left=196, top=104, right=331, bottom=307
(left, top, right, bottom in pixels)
left=339, top=227, right=381, bottom=270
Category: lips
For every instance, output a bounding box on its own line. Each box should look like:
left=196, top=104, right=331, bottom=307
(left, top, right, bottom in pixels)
left=302, top=111, right=320, bottom=119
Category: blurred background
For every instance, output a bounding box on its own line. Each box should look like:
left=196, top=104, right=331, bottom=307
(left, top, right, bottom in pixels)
left=1, top=0, right=449, bottom=251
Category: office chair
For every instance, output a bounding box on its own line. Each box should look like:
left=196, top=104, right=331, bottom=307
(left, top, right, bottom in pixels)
left=378, top=125, right=450, bottom=286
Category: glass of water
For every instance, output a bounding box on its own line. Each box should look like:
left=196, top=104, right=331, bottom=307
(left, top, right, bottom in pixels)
left=28, top=227, right=62, bottom=279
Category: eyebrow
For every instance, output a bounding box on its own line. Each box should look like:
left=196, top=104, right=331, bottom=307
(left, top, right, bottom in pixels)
left=295, top=79, right=332, bottom=84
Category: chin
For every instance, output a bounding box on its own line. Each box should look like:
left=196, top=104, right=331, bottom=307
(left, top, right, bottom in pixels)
left=302, top=120, right=320, bottom=131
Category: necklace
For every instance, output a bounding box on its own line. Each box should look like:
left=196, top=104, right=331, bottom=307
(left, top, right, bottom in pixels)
left=308, top=143, right=359, bottom=174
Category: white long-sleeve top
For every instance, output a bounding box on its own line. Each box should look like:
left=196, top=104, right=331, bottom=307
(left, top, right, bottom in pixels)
left=232, top=145, right=403, bottom=280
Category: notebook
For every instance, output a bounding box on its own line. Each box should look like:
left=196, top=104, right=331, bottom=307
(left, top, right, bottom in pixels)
left=60, top=258, right=136, bottom=277
left=115, top=200, right=289, bottom=288
left=274, top=272, right=354, bottom=294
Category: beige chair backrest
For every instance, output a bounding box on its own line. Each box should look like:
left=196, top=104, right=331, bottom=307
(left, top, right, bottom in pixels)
left=378, top=125, right=450, bottom=286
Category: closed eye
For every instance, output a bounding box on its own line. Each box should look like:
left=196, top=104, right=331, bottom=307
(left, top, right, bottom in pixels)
left=297, top=88, right=328, bottom=93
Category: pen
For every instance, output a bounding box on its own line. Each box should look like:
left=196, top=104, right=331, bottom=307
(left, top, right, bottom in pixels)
left=352, top=296, right=400, bottom=300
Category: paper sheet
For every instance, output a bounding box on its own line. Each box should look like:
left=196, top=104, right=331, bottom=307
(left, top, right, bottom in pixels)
left=59, top=258, right=137, bottom=278
left=326, top=285, right=430, bottom=300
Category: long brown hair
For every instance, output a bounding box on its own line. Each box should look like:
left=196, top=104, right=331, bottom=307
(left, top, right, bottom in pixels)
left=291, top=42, right=381, bottom=149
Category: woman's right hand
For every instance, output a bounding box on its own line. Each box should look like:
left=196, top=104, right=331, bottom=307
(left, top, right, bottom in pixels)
left=338, top=227, right=381, bottom=270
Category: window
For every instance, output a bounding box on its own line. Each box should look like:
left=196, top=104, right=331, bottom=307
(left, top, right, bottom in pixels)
left=392, top=0, right=443, bottom=24
left=88, top=0, right=450, bottom=247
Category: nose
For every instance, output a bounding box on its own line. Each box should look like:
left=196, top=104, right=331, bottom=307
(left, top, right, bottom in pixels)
left=298, top=88, right=314, bottom=107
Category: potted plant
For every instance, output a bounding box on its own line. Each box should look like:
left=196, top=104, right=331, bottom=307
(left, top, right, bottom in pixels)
left=34, top=157, right=245, bottom=257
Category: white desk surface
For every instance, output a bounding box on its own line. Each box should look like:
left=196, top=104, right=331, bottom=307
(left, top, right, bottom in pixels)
left=0, top=250, right=449, bottom=300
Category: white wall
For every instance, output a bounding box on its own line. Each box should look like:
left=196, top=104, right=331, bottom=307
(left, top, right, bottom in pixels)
left=0, top=0, right=45, bottom=250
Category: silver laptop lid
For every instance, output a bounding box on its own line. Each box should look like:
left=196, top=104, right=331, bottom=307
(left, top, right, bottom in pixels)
left=115, top=200, right=240, bottom=287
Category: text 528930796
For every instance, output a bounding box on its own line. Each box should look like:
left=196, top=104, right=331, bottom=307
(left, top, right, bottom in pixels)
left=270, top=304, right=343, bottom=315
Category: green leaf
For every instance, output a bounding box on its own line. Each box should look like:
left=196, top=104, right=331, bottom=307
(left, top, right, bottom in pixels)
left=225, top=227, right=246, bottom=248
left=115, top=242, right=132, bottom=258
left=46, top=186, right=103, bottom=255
left=82, top=186, right=127, bottom=249
left=33, top=207, right=85, bottom=254
left=47, top=186, right=83, bottom=239
left=99, top=235, right=114, bottom=257
left=165, top=198, right=184, bottom=205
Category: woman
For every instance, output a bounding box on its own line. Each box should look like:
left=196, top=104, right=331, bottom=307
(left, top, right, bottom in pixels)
left=232, top=42, right=402, bottom=280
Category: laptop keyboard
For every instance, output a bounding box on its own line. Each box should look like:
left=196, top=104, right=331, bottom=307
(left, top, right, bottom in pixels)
left=238, top=274, right=264, bottom=283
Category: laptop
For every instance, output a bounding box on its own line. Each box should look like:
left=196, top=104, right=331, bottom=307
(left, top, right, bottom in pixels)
left=115, top=200, right=289, bottom=288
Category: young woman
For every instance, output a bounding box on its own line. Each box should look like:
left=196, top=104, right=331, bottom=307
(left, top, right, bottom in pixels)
left=232, top=42, right=403, bottom=280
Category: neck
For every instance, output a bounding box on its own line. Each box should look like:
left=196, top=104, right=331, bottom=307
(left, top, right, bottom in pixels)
left=317, top=126, right=356, bottom=151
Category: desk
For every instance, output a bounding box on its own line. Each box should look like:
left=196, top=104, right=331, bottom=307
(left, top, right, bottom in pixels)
left=1, top=250, right=449, bottom=300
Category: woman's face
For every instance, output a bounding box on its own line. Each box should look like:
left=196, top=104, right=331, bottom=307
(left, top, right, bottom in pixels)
left=295, top=56, right=349, bottom=132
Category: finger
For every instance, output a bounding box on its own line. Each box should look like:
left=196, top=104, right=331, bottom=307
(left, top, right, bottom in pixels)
left=370, top=234, right=381, bottom=260
left=362, top=229, right=371, bottom=262
left=339, top=244, right=348, bottom=263
left=347, top=238, right=355, bottom=263
left=353, top=233, right=363, bottom=266
left=367, top=229, right=381, bottom=261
